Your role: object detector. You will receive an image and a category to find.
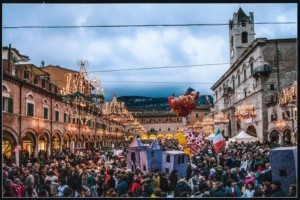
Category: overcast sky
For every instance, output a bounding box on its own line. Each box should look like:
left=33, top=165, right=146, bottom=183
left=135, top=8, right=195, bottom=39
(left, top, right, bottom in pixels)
left=2, top=3, right=297, bottom=101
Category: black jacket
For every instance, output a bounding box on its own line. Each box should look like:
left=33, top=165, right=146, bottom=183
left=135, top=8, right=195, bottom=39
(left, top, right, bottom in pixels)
left=271, top=188, right=285, bottom=197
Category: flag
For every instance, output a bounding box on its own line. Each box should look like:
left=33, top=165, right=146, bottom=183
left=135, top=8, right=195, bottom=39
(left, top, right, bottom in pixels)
left=213, top=129, right=225, bottom=153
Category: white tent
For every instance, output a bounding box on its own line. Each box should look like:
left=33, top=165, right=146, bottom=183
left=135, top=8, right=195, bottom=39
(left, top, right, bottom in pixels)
left=206, top=133, right=215, bottom=141
left=229, top=129, right=258, bottom=143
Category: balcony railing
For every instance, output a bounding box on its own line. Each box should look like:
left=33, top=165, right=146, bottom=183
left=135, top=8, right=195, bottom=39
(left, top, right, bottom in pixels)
left=251, top=64, right=272, bottom=77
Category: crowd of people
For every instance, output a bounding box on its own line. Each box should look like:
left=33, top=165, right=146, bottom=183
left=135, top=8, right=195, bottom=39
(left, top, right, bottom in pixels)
left=3, top=138, right=297, bottom=198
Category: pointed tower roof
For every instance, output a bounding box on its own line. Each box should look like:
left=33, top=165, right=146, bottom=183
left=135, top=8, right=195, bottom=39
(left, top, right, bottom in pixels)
left=150, top=140, right=161, bottom=150
left=237, top=7, right=250, bottom=22
left=129, top=138, right=145, bottom=148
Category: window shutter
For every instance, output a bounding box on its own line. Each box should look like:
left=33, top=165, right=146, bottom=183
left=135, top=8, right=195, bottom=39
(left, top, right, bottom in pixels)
left=44, top=107, right=48, bottom=119
left=8, top=98, right=13, bottom=113
left=27, top=103, right=34, bottom=116
left=55, top=111, right=59, bottom=121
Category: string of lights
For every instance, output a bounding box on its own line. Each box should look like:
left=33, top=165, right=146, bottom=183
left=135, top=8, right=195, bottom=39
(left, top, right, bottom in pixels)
left=3, top=22, right=296, bottom=29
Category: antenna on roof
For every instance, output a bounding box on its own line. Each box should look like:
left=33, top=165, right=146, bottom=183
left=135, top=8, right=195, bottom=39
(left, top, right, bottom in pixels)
left=41, top=60, right=45, bottom=67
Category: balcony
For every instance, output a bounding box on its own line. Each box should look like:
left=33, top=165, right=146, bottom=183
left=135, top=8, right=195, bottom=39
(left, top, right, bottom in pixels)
left=222, top=86, right=233, bottom=98
left=251, top=64, right=272, bottom=78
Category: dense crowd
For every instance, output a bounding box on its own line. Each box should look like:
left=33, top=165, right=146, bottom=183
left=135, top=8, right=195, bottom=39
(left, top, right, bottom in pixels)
left=3, top=138, right=297, bottom=198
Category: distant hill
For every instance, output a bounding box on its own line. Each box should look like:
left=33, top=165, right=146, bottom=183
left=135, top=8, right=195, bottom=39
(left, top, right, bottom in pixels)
left=117, top=95, right=213, bottom=111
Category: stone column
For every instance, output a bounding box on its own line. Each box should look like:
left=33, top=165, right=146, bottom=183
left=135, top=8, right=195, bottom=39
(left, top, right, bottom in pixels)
left=15, top=151, right=20, bottom=167
left=71, top=141, right=74, bottom=154
left=47, top=144, right=51, bottom=157
left=278, top=132, right=283, bottom=144
left=34, top=145, right=38, bottom=158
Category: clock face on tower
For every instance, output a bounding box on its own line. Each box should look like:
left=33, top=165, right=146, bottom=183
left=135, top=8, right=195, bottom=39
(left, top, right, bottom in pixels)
left=231, top=49, right=234, bottom=58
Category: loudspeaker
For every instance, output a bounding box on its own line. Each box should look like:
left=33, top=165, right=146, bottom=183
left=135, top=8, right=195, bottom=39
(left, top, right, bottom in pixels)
left=269, top=146, right=297, bottom=196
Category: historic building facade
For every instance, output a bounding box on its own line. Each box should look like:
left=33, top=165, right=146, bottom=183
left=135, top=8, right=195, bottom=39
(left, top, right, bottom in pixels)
left=130, top=104, right=211, bottom=139
left=2, top=46, right=123, bottom=166
left=211, top=8, right=297, bottom=143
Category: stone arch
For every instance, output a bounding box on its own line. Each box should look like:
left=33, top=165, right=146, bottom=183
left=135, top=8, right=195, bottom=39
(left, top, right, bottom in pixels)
left=3, top=129, right=18, bottom=158
left=37, top=129, right=51, bottom=141
left=282, top=128, right=292, bottom=145
left=246, top=125, right=257, bottom=137
left=268, top=129, right=280, bottom=143
left=37, top=129, right=51, bottom=154
left=2, top=82, right=11, bottom=93
left=43, top=98, right=49, bottom=104
left=20, top=129, right=37, bottom=157
left=62, top=131, right=71, bottom=151
left=2, top=126, right=19, bottom=142
left=52, top=130, right=63, bottom=150
left=72, top=134, right=78, bottom=148
left=26, top=92, right=34, bottom=99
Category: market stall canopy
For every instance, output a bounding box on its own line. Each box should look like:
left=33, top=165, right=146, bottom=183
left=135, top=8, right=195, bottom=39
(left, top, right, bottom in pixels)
left=206, top=133, right=215, bottom=141
left=229, top=129, right=258, bottom=143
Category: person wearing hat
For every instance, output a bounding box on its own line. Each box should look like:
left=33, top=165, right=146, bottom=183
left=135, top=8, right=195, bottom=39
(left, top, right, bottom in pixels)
left=270, top=180, right=285, bottom=197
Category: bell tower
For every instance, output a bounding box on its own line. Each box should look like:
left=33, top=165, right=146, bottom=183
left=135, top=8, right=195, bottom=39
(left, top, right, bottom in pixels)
left=229, top=7, right=255, bottom=65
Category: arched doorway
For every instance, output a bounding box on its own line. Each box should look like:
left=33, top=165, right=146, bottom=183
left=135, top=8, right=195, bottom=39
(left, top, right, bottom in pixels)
left=3, top=130, right=18, bottom=161
left=269, top=130, right=279, bottom=143
left=38, top=132, right=50, bottom=155
left=63, top=133, right=71, bottom=152
left=52, top=132, right=61, bottom=151
left=72, top=134, right=78, bottom=148
left=246, top=125, right=257, bottom=137
left=21, top=132, right=36, bottom=158
left=283, top=129, right=292, bottom=145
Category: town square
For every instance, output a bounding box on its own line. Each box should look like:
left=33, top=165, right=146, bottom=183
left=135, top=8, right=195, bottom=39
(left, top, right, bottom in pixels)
left=2, top=3, right=297, bottom=198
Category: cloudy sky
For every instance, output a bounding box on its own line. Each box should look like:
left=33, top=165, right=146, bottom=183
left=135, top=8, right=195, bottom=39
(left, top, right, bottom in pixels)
left=2, top=3, right=297, bottom=101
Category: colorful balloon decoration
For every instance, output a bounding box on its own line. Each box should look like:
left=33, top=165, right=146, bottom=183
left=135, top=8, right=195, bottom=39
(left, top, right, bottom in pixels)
left=168, top=87, right=200, bottom=117
left=177, top=128, right=206, bottom=158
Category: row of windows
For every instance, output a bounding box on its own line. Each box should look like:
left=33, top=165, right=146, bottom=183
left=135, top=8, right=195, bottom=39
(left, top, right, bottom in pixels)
left=2, top=97, right=95, bottom=127
left=141, top=117, right=181, bottom=123
left=149, top=126, right=180, bottom=132
left=215, top=57, right=256, bottom=100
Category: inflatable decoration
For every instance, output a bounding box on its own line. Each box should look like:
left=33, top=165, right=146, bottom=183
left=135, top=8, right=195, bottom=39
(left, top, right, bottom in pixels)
left=177, top=128, right=206, bottom=157
left=168, top=87, right=200, bottom=117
